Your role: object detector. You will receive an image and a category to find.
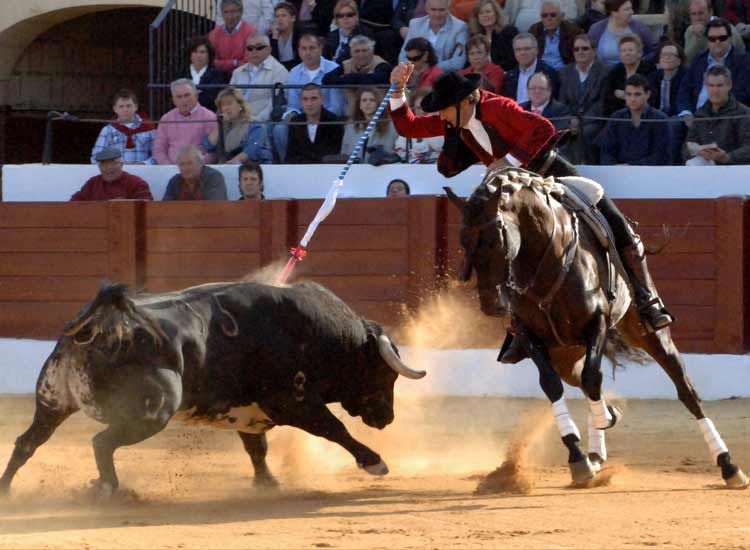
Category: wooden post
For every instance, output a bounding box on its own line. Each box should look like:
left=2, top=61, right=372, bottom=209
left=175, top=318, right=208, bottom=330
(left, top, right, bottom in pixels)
left=260, top=199, right=295, bottom=267
left=713, top=196, right=747, bottom=353
left=407, top=196, right=441, bottom=311
left=107, top=201, right=143, bottom=288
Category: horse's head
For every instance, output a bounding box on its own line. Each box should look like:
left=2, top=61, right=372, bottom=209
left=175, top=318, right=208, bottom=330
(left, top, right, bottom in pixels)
left=445, top=181, right=521, bottom=317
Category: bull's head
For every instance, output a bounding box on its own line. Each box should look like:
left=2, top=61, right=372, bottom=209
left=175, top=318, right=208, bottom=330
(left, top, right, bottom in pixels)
left=444, top=185, right=520, bottom=318
left=340, top=321, right=425, bottom=429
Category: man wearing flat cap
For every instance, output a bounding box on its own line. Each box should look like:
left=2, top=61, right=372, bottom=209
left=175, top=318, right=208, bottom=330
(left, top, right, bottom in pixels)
left=71, top=147, right=154, bottom=201
left=388, top=65, right=672, bottom=363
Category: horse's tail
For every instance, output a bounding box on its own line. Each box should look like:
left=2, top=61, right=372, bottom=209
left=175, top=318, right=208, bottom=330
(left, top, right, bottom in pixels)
left=604, top=328, right=650, bottom=378
left=63, top=281, right=167, bottom=353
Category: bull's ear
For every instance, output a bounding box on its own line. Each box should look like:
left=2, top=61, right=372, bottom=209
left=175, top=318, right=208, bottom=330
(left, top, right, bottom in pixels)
left=443, top=187, right=465, bottom=211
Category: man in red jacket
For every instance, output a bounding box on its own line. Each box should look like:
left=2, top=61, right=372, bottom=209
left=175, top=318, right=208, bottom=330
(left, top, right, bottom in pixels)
left=388, top=65, right=672, bottom=362
left=71, top=148, right=153, bottom=201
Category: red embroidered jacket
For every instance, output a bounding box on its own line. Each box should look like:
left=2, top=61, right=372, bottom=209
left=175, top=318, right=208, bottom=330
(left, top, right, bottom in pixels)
left=389, top=89, right=555, bottom=177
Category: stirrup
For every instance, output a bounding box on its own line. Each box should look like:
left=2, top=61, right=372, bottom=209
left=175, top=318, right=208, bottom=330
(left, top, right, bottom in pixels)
left=637, top=296, right=674, bottom=333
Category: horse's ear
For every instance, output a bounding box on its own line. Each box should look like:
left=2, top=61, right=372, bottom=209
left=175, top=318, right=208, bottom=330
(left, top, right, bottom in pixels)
left=443, top=187, right=465, bottom=211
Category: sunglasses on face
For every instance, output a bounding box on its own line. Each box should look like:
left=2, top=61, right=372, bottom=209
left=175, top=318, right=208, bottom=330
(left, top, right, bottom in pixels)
left=246, top=45, right=268, bottom=51
left=573, top=46, right=591, bottom=51
left=541, top=12, right=559, bottom=17
left=406, top=52, right=425, bottom=61
left=707, top=34, right=730, bottom=42
left=335, top=11, right=356, bottom=18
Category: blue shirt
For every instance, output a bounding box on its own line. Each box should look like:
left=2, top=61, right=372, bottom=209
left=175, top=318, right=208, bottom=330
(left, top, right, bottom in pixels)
left=597, top=106, right=670, bottom=165
left=542, top=28, right=565, bottom=70
left=284, top=57, right=346, bottom=118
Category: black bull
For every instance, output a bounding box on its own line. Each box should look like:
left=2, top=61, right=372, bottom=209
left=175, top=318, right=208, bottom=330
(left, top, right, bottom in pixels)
left=0, top=281, right=425, bottom=498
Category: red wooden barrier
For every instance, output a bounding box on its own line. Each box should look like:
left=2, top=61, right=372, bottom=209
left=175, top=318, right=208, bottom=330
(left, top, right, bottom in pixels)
left=0, top=197, right=746, bottom=354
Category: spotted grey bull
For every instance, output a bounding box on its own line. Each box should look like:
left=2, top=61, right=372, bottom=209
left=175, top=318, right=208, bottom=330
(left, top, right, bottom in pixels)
left=0, top=281, right=425, bottom=498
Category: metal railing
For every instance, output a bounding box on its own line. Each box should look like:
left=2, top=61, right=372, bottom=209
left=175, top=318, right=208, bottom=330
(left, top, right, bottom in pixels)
left=148, top=0, right=216, bottom=119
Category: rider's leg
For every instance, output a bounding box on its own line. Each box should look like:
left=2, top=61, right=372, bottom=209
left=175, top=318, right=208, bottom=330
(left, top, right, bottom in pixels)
left=597, top=196, right=673, bottom=332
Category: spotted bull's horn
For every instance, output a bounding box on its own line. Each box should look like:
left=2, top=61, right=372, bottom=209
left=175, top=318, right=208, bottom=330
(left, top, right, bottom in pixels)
left=377, top=335, right=426, bottom=379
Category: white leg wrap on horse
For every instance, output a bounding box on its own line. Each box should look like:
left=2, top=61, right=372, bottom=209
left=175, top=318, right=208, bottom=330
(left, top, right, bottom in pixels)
left=552, top=398, right=581, bottom=439
left=697, top=418, right=728, bottom=463
left=587, top=415, right=607, bottom=461
left=588, top=398, right=612, bottom=430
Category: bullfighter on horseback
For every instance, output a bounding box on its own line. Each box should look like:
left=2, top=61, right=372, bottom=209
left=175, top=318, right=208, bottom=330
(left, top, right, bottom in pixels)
left=388, top=65, right=673, bottom=361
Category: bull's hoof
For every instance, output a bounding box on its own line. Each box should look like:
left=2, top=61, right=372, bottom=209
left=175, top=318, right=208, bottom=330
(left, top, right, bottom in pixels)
left=725, top=468, right=749, bottom=490
left=253, top=474, right=280, bottom=490
left=91, top=480, right=116, bottom=501
left=569, top=457, right=596, bottom=486
left=360, top=460, right=389, bottom=476
left=588, top=453, right=604, bottom=473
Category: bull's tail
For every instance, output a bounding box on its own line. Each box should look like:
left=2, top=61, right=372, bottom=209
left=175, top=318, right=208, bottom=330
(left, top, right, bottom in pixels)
left=63, top=281, right=167, bottom=351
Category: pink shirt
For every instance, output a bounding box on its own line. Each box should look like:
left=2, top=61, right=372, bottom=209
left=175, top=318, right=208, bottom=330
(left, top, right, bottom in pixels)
left=153, top=105, right=217, bottom=165
left=209, top=21, right=256, bottom=75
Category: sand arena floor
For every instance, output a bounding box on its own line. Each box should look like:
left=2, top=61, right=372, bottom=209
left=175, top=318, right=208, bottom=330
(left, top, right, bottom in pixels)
left=0, top=394, right=748, bottom=549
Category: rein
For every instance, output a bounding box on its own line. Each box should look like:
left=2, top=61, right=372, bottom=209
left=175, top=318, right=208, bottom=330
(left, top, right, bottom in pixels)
left=504, top=191, right=580, bottom=346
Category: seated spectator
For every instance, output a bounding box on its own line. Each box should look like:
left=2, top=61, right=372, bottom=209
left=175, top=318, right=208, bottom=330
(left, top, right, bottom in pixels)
left=460, top=35, right=505, bottom=93
left=683, top=0, right=745, bottom=63
left=505, top=0, right=580, bottom=32
left=230, top=32, right=289, bottom=122
left=238, top=161, right=265, bottom=200
left=648, top=41, right=687, bottom=117
left=386, top=178, right=411, bottom=196
left=677, top=18, right=750, bottom=118
left=597, top=74, right=670, bottom=165
left=273, top=33, right=345, bottom=162
left=175, top=36, right=226, bottom=111
left=501, top=32, right=560, bottom=102
left=209, top=0, right=257, bottom=78
left=341, top=88, right=399, bottom=163
left=323, top=0, right=373, bottom=64
left=403, top=38, right=444, bottom=88
left=398, top=0, right=469, bottom=71
left=724, top=0, right=750, bottom=42
left=285, top=84, right=345, bottom=163
left=392, top=0, right=426, bottom=42
left=91, top=89, right=155, bottom=165
left=270, top=2, right=302, bottom=71
left=153, top=79, right=217, bottom=165
left=684, top=66, right=750, bottom=165
left=322, top=35, right=391, bottom=87
left=468, top=0, right=519, bottom=71
left=558, top=33, right=608, bottom=163
left=588, top=0, right=657, bottom=67
left=394, top=88, right=444, bottom=163
left=520, top=72, right=571, bottom=130
left=215, top=0, right=275, bottom=35
left=72, top=147, right=153, bottom=201
left=163, top=145, right=229, bottom=200
left=602, top=34, right=655, bottom=116
left=203, top=87, right=273, bottom=164
left=529, top=0, right=582, bottom=70
left=575, top=0, right=606, bottom=32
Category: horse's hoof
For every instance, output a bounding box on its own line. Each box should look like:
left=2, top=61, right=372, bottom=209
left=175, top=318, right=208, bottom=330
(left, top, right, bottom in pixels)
left=725, top=468, right=749, bottom=490
left=569, top=457, right=596, bottom=486
left=360, top=460, right=389, bottom=476
left=588, top=453, right=604, bottom=473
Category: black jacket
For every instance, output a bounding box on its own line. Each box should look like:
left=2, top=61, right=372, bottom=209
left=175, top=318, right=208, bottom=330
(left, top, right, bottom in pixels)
left=502, top=60, right=561, bottom=100
left=323, top=25, right=375, bottom=64
left=648, top=68, right=687, bottom=117
left=271, top=29, right=301, bottom=72
left=322, top=60, right=392, bottom=85
left=286, top=108, right=345, bottom=163
left=489, top=26, right=520, bottom=72
left=174, top=66, right=226, bottom=111
left=520, top=99, right=571, bottom=131
left=602, top=60, right=655, bottom=116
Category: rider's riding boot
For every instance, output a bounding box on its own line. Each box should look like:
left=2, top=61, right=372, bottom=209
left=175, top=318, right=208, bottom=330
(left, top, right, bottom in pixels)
left=497, top=331, right=528, bottom=364
left=621, top=239, right=674, bottom=332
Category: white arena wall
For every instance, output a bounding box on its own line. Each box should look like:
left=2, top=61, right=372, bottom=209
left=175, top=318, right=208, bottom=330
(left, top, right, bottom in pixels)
left=3, top=164, right=750, bottom=201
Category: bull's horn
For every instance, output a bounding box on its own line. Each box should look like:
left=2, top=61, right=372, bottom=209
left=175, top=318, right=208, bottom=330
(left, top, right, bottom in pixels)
left=443, top=187, right=465, bottom=212
left=377, top=335, right=426, bottom=379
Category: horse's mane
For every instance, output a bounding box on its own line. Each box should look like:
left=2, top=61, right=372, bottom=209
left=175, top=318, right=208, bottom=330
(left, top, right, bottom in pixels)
left=465, top=167, right=557, bottom=222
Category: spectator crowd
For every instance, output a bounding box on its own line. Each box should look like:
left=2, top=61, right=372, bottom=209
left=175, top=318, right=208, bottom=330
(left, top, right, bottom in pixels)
left=79, top=0, right=750, bottom=201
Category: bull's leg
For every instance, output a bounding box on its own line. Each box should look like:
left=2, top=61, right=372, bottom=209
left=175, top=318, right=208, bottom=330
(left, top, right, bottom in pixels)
left=237, top=432, right=278, bottom=489
left=628, top=315, right=748, bottom=489
left=91, top=368, right=182, bottom=499
left=278, top=398, right=388, bottom=476
left=581, top=313, right=621, bottom=430
left=0, top=401, right=76, bottom=495
left=519, top=327, right=594, bottom=486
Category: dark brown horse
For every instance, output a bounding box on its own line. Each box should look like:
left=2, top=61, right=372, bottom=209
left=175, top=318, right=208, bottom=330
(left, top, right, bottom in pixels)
left=446, top=167, right=748, bottom=488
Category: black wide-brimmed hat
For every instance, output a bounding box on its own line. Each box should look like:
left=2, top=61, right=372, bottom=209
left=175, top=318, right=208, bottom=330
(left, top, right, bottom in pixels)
left=421, top=72, right=481, bottom=113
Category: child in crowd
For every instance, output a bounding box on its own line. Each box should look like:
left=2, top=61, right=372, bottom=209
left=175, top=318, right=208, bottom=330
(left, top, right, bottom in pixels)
left=90, top=89, right=156, bottom=165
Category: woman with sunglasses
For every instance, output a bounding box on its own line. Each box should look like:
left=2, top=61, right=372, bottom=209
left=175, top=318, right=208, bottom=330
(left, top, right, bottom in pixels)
left=403, top=38, right=444, bottom=89
left=323, top=0, right=374, bottom=64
